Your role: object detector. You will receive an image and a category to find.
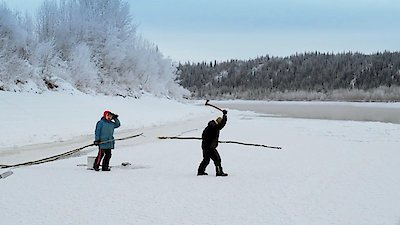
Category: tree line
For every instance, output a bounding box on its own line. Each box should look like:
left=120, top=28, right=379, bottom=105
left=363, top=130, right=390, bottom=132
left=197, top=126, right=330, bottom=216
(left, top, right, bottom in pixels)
left=177, top=52, right=400, bottom=101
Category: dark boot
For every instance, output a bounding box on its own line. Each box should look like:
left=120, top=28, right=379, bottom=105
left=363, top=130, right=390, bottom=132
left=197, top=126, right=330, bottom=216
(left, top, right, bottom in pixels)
left=197, top=171, right=208, bottom=176
left=102, top=162, right=111, bottom=171
left=102, top=163, right=111, bottom=171
left=93, top=160, right=99, bottom=171
left=216, top=166, right=228, bottom=177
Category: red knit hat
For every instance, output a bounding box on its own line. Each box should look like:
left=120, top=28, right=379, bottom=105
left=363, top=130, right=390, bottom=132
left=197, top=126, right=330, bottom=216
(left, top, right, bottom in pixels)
left=103, top=110, right=111, bottom=119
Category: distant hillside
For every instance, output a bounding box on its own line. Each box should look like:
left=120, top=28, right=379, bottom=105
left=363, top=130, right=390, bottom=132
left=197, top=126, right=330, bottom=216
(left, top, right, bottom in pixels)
left=177, top=52, right=400, bottom=101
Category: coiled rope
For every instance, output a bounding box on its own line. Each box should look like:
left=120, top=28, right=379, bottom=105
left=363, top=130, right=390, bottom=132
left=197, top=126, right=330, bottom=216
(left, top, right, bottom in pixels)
left=0, top=133, right=143, bottom=169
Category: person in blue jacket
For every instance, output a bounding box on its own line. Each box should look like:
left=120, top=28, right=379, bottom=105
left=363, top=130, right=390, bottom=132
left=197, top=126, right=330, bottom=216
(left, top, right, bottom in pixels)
left=93, top=110, right=121, bottom=171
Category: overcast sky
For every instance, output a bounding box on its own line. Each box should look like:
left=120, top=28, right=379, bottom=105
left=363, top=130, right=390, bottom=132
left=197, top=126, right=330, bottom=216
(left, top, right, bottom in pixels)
left=3, top=0, right=400, bottom=62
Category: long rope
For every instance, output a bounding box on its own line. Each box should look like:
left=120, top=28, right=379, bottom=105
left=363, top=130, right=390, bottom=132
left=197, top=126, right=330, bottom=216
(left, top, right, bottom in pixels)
left=158, top=136, right=282, bottom=150
left=0, top=133, right=143, bottom=169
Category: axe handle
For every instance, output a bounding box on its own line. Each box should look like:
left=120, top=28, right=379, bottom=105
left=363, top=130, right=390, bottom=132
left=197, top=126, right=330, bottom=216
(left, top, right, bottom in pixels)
left=205, top=101, right=223, bottom=112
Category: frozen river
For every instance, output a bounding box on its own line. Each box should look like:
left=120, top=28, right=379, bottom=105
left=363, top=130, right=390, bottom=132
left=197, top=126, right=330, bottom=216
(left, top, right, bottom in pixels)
left=215, top=101, right=400, bottom=124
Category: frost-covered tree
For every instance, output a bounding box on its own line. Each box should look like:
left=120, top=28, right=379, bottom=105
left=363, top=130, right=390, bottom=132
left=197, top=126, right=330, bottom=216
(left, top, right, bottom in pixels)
left=0, top=0, right=188, bottom=98
left=0, top=3, right=38, bottom=91
left=33, top=0, right=188, bottom=97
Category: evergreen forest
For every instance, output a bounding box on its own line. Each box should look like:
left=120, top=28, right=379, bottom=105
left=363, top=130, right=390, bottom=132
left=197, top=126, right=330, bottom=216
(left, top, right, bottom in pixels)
left=177, top=52, right=400, bottom=101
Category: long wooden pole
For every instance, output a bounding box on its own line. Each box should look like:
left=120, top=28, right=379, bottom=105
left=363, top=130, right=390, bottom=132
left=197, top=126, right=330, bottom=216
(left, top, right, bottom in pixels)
left=158, top=136, right=282, bottom=150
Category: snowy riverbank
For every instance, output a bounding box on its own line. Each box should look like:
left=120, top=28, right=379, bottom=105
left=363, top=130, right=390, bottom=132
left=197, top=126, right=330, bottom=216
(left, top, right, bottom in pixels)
left=0, top=91, right=210, bottom=148
left=1, top=92, right=400, bottom=225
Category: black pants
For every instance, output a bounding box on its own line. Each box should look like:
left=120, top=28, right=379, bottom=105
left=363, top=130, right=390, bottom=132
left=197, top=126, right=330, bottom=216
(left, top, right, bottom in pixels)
left=94, top=148, right=112, bottom=170
left=198, top=147, right=222, bottom=173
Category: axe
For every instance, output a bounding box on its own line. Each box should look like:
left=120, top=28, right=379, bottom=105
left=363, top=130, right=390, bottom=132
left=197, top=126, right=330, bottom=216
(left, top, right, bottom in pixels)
left=205, top=100, right=224, bottom=112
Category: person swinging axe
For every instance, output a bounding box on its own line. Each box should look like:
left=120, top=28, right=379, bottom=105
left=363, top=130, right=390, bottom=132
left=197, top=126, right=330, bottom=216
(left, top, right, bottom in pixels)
left=197, top=108, right=228, bottom=177
left=93, top=110, right=120, bottom=171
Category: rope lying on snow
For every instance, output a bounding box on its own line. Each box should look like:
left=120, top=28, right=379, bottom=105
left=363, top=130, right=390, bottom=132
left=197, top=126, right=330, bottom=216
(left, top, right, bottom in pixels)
left=158, top=136, right=282, bottom=150
left=0, top=133, right=144, bottom=169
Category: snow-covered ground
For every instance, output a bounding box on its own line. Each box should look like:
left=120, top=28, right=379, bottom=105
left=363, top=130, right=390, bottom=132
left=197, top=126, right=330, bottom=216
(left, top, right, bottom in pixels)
left=1, top=92, right=400, bottom=225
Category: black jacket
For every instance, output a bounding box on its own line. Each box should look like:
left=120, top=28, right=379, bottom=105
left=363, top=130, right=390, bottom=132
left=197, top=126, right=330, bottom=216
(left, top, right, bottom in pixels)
left=202, top=115, right=227, bottom=149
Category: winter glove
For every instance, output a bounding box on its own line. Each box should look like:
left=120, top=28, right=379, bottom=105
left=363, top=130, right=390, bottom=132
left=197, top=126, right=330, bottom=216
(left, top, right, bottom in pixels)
left=94, top=140, right=101, bottom=146
left=222, top=110, right=228, bottom=115
left=112, top=113, right=119, bottom=119
left=109, top=112, right=118, bottom=119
